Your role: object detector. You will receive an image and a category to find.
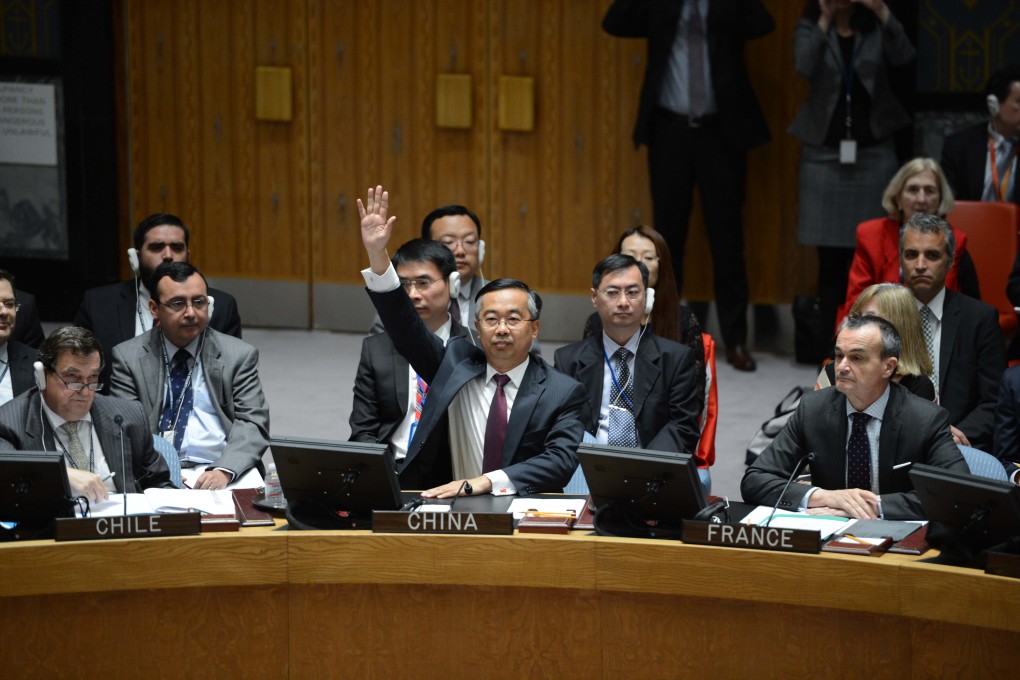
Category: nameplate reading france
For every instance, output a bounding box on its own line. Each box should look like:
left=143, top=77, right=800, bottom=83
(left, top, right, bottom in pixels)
left=372, top=511, right=513, bottom=535
left=54, top=513, right=202, bottom=542
left=682, top=520, right=821, bottom=554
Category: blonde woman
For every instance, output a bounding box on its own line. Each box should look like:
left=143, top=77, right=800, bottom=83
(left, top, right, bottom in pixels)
left=817, top=283, right=935, bottom=400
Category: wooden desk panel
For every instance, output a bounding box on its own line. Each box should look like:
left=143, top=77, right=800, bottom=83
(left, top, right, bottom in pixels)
left=2, top=528, right=1019, bottom=677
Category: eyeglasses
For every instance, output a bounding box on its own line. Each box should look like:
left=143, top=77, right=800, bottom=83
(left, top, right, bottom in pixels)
left=54, top=374, right=103, bottom=392
left=480, top=315, right=533, bottom=329
left=399, top=277, right=438, bottom=292
left=598, top=288, right=643, bottom=301
left=0, top=299, right=20, bottom=312
left=440, top=237, right=479, bottom=251
left=158, top=296, right=209, bottom=312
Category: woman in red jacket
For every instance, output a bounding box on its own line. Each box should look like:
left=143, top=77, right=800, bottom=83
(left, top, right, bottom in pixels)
left=836, top=157, right=980, bottom=331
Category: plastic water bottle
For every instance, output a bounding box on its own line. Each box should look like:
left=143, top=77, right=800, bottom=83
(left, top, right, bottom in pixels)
left=263, top=463, right=287, bottom=508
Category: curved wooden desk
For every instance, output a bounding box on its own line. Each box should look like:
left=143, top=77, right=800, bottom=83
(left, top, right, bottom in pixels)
left=2, top=527, right=1018, bottom=677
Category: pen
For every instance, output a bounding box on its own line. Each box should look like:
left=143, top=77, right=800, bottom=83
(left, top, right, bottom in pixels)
left=892, top=462, right=911, bottom=470
left=524, top=511, right=577, bottom=518
left=102, top=471, right=116, bottom=481
left=842, top=534, right=869, bottom=545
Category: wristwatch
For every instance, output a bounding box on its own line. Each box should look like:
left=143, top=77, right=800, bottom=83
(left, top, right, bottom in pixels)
left=463, top=481, right=473, bottom=496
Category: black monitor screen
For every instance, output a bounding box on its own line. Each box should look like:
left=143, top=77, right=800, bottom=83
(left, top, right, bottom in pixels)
left=0, top=452, right=74, bottom=540
left=578, top=444, right=706, bottom=533
left=271, top=437, right=402, bottom=520
left=910, top=463, right=1020, bottom=541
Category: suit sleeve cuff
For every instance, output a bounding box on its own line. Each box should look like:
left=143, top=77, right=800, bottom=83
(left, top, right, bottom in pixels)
left=797, top=486, right=818, bottom=512
left=362, top=264, right=400, bottom=292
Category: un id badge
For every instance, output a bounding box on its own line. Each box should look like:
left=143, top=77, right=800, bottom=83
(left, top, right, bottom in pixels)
left=839, top=139, right=857, bottom=164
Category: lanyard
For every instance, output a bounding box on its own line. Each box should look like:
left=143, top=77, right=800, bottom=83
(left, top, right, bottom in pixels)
left=160, top=331, right=203, bottom=434
left=602, top=347, right=635, bottom=412
left=989, top=137, right=1018, bottom=202
left=0, top=360, right=8, bottom=388
left=841, top=40, right=860, bottom=139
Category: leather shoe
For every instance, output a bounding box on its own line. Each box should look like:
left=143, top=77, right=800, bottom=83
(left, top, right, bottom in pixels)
left=726, top=345, right=757, bottom=372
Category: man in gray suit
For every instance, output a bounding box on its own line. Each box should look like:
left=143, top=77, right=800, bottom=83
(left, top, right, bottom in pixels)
left=0, top=327, right=173, bottom=505
left=111, top=262, right=269, bottom=490
left=741, top=315, right=966, bottom=520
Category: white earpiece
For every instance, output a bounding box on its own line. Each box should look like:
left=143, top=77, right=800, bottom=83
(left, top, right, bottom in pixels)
left=207, top=294, right=215, bottom=320
left=33, top=361, right=46, bottom=391
left=448, top=271, right=461, bottom=298
left=478, top=240, right=486, bottom=266
left=645, top=287, right=656, bottom=316
left=988, top=94, right=1001, bottom=117
left=127, top=248, right=140, bottom=276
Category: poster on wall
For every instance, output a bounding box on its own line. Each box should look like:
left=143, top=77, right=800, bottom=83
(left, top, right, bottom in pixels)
left=0, top=79, right=67, bottom=260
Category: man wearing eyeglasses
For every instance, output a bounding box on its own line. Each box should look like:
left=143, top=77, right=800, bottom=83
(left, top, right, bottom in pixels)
left=0, top=326, right=173, bottom=505
left=0, top=270, right=38, bottom=404
left=75, top=213, right=243, bottom=394
left=553, top=254, right=703, bottom=479
left=350, top=239, right=472, bottom=489
left=359, top=186, right=586, bottom=498
left=109, top=262, right=269, bottom=491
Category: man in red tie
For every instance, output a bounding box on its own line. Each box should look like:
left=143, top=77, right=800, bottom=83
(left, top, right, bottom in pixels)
left=358, top=186, right=586, bottom=498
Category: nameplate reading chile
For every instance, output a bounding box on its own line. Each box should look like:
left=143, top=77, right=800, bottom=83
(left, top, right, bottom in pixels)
left=372, top=511, right=513, bottom=535
left=682, top=520, right=821, bottom=554
left=54, top=513, right=202, bottom=542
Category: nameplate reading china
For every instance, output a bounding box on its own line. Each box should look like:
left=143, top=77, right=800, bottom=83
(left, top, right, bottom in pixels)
left=682, top=520, right=821, bottom=554
left=54, top=513, right=202, bottom=542
left=372, top=511, right=513, bottom=535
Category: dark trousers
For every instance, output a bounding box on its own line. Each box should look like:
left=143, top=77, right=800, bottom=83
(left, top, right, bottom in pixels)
left=647, top=109, right=749, bottom=348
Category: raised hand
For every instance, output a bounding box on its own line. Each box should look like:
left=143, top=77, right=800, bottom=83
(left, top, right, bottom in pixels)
left=358, top=185, right=397, bottom=275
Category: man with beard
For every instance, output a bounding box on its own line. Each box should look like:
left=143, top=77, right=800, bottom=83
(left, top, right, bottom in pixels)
left=75, top=213, right=242, bottom=393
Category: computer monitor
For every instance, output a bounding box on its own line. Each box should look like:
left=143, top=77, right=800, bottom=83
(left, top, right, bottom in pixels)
left=0, top=452, right=74, bottom=541
left=578, top=444, right=706, bottom=538
left=910, top=463, right=1020, bottom=566
left=270, top=437, right=402, bottom=529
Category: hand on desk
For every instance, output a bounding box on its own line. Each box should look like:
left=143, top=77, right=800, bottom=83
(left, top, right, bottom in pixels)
left=422, top=475, right=492, bottom=499
left=194, top=469, right=230, bottom=490
left=808, top=488, right=879, bottom=519
left=68, top=468, right=109, bottom=505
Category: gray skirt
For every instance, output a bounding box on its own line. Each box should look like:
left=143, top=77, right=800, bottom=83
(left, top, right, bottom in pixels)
left=796, top=140, right=898, bottom=248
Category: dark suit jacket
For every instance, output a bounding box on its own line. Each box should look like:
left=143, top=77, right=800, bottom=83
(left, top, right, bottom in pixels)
left=369, top=286, right=586, bottom=494
left=602, top=0, right=774, bottom=151
left=349, top=320, right=469, bottom=489
left=941, top=121, right=1019, bottom=204
left=74, top=279, right=242, bottom=394
left=993, top=365, right=1020, bottom=473
left=937, top=289, right=1005, bottom=451
left=553, top=331, right=701, bottom=454
left=4, top=340, right=37, bottom=399
left=109, top=328, right=270, bottom=477
left=0, top=389, right=173, bottom=492
left=741, top=382, right=967, bottom=520
left=12, top=290, right=45, bottom=348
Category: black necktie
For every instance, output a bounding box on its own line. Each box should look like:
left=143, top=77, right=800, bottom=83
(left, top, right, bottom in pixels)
left=847, top=412, right=872, bottom=491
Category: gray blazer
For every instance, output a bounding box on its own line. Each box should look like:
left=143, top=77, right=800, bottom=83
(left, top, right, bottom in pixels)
left=109, top=328, right=270, bottom=476
left=787, top=14, right=914, bottom=145
left=0, top=389, right=173, bottom=492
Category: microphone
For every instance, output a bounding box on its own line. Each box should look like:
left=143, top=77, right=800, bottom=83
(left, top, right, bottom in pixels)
left=448, top=480, right=469, bottom=511
left=113, top=415, right=127, bottom=516
left=765, top=452, right=815, bottom=528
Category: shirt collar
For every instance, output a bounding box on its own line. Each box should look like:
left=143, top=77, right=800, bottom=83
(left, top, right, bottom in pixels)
left=845, top=382, right=891, bottom=422
left=162, top=331, right=202, bottom=361
left=601, top=329, right=641, bottom=358
left=988, top=121, right=1019, bottom=146
left=0, top=342, right=7, bottom=364
left=915, top=286, right=946, bottom=321
left=434, top=315, right=453, bottom=344
left=486, top=356, right=530, bottom=388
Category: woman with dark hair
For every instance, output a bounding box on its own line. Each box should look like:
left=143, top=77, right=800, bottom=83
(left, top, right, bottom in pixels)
left=789, top=0, right=915, bottom=341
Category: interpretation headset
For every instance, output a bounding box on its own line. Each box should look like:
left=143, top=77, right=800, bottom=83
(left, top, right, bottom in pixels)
left=478, top=240, right=486, bottom=266
left=644, top=287, right=655, bottom=317
left=448, top=271, right=461, bottom=299
left=988, top=94, right=1001, bottom=117
left=33, top=361, right=46, bottom=391
left=127, top=248, right=140, bottom=276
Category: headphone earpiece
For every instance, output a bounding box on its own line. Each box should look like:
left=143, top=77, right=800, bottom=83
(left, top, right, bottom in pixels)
left=644, top=288, right=656, bottom=317
left=207, top=294, right=215, bottom=320
left=988, top=94, right=1001, bottom=117
left=33, top=361, right=46, bottom=391
left=477, top=240, right=486, bottom=266
left=127, top=248, right=140, bottom=276
left=448, top=271, right=461, bottom=299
